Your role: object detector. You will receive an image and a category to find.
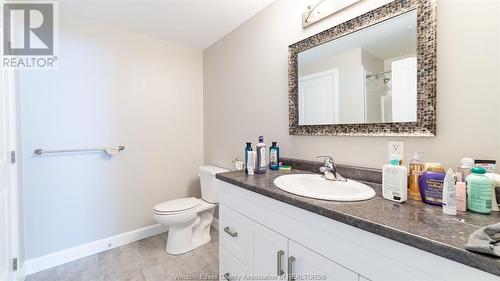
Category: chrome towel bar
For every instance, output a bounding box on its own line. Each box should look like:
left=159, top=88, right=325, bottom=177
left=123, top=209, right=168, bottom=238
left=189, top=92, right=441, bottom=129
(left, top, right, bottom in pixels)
left=34, top=145, right=125, bottom=156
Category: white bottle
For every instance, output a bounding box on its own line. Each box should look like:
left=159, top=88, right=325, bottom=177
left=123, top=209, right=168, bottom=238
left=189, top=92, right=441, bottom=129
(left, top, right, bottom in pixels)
left=247, top=151, right=256, bottom=175
left=382, top=159, right=408, bottom=203
left=256, top=136, right=266, bottom=174
left=442, top=168, right=457, bottom=215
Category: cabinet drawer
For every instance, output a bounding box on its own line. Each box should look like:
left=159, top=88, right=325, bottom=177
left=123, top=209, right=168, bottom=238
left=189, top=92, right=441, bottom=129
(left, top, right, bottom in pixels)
left=220, top=246, right=246, bottom=281
left=219, top=203, right=247, bottom=263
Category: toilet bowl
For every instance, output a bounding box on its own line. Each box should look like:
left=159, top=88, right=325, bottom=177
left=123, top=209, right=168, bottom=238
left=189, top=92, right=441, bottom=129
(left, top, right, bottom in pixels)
left=154, top=165, right=228, bottom=255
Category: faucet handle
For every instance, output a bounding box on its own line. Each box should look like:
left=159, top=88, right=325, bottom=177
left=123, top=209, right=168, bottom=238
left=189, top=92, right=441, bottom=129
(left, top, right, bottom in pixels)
left=316, top=155, right=334, bottom=163
left=316, top=155, right=334, bottom=169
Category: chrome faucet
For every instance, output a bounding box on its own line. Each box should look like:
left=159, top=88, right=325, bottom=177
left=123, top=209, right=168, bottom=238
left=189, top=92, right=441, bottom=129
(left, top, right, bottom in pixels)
left=316, top=156, right=347, bottom=182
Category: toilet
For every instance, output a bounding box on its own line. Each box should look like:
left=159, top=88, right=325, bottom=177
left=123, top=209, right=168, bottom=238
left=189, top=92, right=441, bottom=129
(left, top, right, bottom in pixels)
left=154, top=165, right=228, bottom=255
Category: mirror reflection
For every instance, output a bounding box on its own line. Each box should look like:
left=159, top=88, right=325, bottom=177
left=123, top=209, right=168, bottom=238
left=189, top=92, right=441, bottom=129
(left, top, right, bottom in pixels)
left=298, top=10, right=417, bottom=125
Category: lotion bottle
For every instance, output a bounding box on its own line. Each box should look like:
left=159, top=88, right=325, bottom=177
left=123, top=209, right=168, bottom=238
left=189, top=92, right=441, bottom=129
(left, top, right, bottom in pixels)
left=456, top=182, right=467, bottom=212
left=466, top=166, right=492, bottom=214
left=382, top=159, right=408, bottom=203
left=442, top=168, right=457, bottom=215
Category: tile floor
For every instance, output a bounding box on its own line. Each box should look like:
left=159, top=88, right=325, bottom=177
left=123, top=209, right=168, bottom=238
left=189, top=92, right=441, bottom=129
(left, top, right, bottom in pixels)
left=26, top=229, right=219, bottom=281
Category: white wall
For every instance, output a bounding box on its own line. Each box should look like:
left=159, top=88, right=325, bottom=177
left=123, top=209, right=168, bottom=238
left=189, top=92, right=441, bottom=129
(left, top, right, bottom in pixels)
left=203, top=0, right=500, bottom=171
left=19, top=17, right=204, bottom=259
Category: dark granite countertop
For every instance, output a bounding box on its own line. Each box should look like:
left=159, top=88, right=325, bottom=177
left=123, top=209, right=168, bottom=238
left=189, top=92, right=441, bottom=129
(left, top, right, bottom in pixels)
left=216, top=162, right=500, bottom=276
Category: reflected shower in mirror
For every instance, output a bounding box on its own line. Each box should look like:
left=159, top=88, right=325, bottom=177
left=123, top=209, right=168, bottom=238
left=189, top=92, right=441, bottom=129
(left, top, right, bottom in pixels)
left=298, top=10, right=417, bottom=125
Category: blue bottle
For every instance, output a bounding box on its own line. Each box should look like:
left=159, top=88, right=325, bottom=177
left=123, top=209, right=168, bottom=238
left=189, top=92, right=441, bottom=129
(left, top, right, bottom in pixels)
left=269, top=141, right=280, bottom=170
left=244, top=142, right=252, bottom=174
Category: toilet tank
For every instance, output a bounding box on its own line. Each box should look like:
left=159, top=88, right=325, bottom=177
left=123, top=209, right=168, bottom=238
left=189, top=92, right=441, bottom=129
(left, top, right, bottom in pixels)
left=199, top=165, right=229, bottom=203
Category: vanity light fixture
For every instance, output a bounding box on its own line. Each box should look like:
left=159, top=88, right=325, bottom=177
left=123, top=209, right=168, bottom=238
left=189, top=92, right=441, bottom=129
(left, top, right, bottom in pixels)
left=302, top=0, right=361, bottom=28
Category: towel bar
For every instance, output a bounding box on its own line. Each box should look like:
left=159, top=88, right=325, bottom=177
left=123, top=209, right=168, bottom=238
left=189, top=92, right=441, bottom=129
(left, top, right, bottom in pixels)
left=34, top=145, right=125, bottom=156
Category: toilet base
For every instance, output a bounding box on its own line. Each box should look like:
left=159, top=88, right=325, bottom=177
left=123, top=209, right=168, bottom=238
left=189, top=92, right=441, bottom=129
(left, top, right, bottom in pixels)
left=165, top=208, right=215, bottom=255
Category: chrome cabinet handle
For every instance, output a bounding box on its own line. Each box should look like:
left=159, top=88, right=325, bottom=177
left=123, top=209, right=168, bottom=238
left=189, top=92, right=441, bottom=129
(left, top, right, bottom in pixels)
left=288, top=256, right=296, bottom=281
left=223, top=272, right=230, bottom=281
left=277, top=250, right=285, bottom=276
left=224, top=226, right=238, bottom=238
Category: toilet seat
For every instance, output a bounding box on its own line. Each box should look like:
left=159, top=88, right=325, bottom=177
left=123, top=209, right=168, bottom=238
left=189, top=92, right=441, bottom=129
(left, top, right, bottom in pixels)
left=154, top=197, right=201, bottom=215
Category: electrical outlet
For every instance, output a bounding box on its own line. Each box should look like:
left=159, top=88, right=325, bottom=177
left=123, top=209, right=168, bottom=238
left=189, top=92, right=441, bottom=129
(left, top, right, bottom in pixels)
left=388, top=141, right=404, bottom=162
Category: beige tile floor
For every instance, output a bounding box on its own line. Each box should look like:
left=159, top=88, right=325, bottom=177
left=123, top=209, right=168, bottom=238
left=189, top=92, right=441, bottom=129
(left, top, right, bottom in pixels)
left=26, top=229, right=219, bottom=281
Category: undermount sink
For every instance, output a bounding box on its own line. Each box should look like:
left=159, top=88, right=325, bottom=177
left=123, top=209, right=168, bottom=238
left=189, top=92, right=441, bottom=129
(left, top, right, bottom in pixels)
left=273, top=174, right=376, bottom=201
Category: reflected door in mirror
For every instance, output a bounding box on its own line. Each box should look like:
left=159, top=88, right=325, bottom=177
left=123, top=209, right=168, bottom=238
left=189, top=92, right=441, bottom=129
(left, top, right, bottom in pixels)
left=297, top=10, right=417, bottom=125
left=299, top=69, right=339, bottom=125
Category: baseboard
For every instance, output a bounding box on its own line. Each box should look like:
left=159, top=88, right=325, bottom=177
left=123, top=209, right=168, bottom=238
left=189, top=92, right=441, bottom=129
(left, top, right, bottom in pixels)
left=15, top=263, right=27, bottom=281
left=211, top=217, right=219, bottom=230
left=25, top=223, right=168, bottom=275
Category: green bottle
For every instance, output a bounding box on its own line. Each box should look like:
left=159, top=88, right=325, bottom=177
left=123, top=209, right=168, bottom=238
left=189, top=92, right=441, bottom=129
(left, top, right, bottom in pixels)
left=466, top=166, right=493, bottom=214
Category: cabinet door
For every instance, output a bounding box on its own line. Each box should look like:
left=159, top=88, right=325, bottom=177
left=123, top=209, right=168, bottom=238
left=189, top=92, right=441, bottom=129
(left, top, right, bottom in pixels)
left=219, top=203, right=248, bottom=263
left=247, top=219, right=288, bottom=278
left=220, top=246, right=246, bottom=281
left=288, top=240, right=358, bottom=281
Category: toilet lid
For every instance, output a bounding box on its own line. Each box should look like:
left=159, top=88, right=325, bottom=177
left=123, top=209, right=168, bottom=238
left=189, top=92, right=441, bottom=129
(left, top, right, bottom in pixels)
left=154, top=197, right=201, bottom=214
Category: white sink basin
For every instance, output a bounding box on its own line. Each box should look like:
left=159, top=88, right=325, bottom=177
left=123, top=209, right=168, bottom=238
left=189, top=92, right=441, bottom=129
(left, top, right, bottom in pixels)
left=273, top=174, right=376, bottom=201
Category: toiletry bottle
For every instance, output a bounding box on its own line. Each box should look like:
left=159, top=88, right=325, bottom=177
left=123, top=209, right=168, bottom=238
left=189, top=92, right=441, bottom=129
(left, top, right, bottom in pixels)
left=269, top=141, right=280, bottom=170
left=247, top=151, right=256, bottom=175
left=244, top=142, right=252, bottom=174
left=408, top=152, right=424, bottom=201
left=485, top=173, right=500, bottom=212
left=442, top=168, right=457, bottom=215
left=475, top=160, right=496, bottom=173
left=466, top=166, right=492, bottom=214
left=256, top=136, right=266, bottom=174
left=419, top=164, right=445, bottom=206
left=457, top=158, right=474, bottom=183
left=382, top=159, right=408, bottom=203
left=456, top=182, right=467, bottom=212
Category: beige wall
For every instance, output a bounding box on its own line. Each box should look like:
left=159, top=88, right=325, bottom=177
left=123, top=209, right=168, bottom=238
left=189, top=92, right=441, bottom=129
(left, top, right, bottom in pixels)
left=204, top=0, right=500, bottom=171
left=20, top=17, right=204, bottom=259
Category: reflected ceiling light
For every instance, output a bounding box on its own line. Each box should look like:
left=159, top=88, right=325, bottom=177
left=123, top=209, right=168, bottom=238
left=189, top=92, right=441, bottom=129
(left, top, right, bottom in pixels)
left=302, top=0, right=361, bottom=28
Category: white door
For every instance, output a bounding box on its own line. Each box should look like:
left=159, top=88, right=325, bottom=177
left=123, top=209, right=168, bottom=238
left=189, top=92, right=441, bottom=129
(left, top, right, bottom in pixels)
left=288, top=241, right=358, bottom=281
left=298, top=69, right=339, bottom=125
left=0, top=65, right=17, bottom=281
left=247, top=219, right=288, bottom=278
left=391, top=57, right=417, bottom=122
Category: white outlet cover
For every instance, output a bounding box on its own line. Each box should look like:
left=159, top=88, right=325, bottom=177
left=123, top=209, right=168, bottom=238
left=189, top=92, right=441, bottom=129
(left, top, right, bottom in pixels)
left=388, top=141, right=405, bottom=161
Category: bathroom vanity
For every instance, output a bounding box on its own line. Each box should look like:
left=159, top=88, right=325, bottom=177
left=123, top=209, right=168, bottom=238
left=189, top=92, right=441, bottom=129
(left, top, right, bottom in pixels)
left=217, top=163, right=500, bottom=281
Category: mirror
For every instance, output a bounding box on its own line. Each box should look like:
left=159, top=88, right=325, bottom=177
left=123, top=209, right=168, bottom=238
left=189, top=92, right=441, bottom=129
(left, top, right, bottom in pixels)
left=288, top=0, right=437, bottom=137
left=298, top=10, right=417, bottom=125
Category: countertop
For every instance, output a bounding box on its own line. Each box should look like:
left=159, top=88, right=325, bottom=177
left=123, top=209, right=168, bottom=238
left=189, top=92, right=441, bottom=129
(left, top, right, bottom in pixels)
left=216, top=168, right=500, bottom=277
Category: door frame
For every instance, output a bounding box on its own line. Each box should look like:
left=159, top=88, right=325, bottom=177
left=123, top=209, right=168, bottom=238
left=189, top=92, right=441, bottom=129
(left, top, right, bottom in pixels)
left=2, top=65, right=21, bottom=281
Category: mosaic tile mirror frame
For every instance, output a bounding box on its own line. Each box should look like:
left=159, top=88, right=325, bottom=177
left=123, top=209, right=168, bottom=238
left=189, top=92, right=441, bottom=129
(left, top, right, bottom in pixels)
left=288, top=0, right=437, bottom=136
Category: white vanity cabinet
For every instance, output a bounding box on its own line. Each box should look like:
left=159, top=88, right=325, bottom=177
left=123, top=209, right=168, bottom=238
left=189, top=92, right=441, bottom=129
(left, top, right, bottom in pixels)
left=219, top=203, right=357, bottom=281
left=218, top=181, right=500, bottom=281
